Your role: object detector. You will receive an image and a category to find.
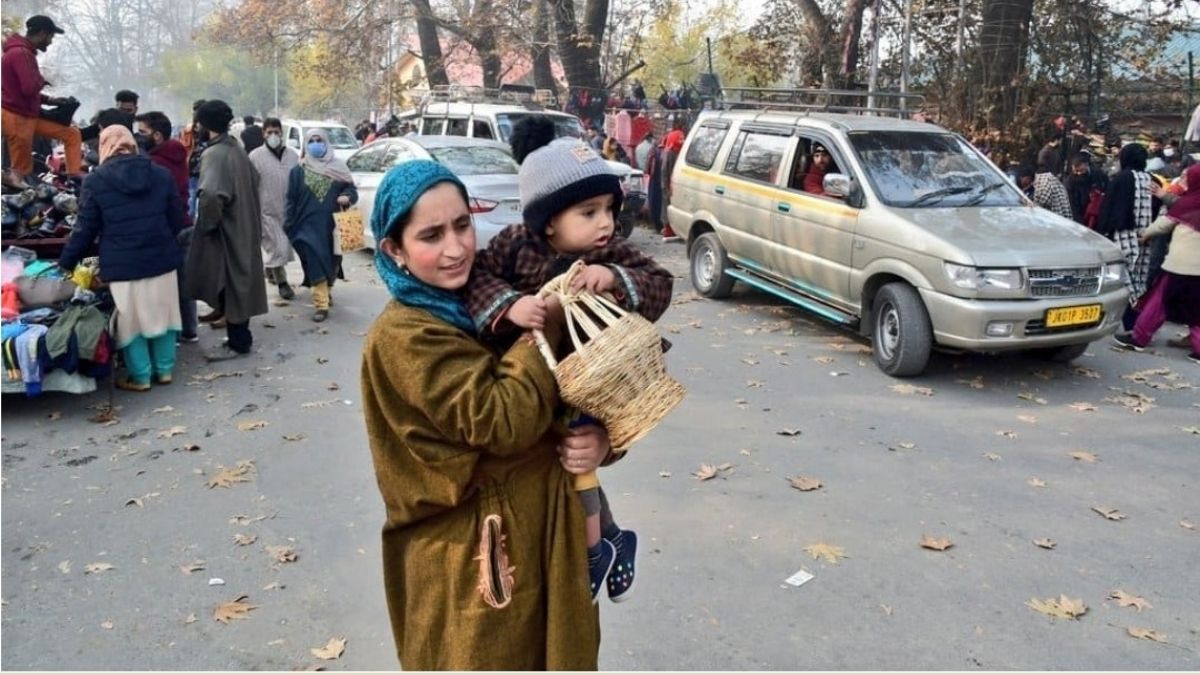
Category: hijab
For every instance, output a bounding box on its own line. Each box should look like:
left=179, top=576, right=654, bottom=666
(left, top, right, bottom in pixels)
left=99, top=125, right=137, bottom=164
left=1166, top=164, right=1200, bottom=231
left=370, top=160, right=475, bottom=332
left=300, top=128, right=353, bottom=183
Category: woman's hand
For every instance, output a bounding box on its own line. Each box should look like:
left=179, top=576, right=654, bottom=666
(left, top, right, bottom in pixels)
left=337, top=195, right=351, bottom=208
left=557, top=424, right=611, bottom=475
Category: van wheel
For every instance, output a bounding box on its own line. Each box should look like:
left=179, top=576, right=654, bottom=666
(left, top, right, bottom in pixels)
left=872, top=283, right=933, bottom=377
left=1031, top=342, right=1090, bottom=363
left=690, top=233, right=736, bottom=298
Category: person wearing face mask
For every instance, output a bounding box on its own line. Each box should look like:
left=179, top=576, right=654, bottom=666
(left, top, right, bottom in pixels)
left=284, top=129, right=357, bottom=322
left=248, top=117, right=299, bottom=300
left=138, top=110, right=199, bottom=344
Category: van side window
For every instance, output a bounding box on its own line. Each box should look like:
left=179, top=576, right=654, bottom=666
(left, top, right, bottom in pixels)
left=726, top=130, right=791, bottom=184
left=422, top=118, right=444, bottom=135
left=684, top=125, right=728, bottom=170
left=789, top=136, right=847, bottom=200
left=472, top=119, right=494, bottom=139
left=446, top=118, right=469, bottom=136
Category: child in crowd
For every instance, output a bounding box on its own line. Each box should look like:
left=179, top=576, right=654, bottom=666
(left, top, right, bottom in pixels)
left=464, top=119, right=674, bottom=603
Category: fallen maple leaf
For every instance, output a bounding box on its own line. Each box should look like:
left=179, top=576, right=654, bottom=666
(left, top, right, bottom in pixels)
left=88, top=409, right=120, bottom=425
left=58, top=560, right=71, bottom=574
left=229, top=513, right=271, bottom=526
left=48, top=411, right=63, bottom=420
left=890, top=383, right=934, bottom=396
left=1016, top=415, right=1038, bottom=424
left=919, top=535, right=954, bottom=551
left=957, top=376, right=985, bottom=389
left=1127, top=627, right=1167, bottom=643
left=1182, top=426, right=1200, bottom=435
left=158, top=425, right=187, bottom=439
left=693, top=464, right=719, bottom=481
left=1017, top=392, right=1048, bottom=405
left=237, top=420, right=268, bottom=432
left=996, top=430, right=1017, bottom=439
left=310, top=636, right=347, bottom=660
left=657, top=471, right=671, bottom=478
left=179, top=560, right=206, bottom=575
left=184, top=613, right=198, bottom=625
left=213, top=595, right=258, bottom=624
left=776, top=428, right=802, bottom=437
left=1068, top=402, right=1097, bottom=412
left=1069, top=450, right=1098, bottom=463
left=84, top=562, right=115, bottom=575
left=812, top=356, right=836, bottom=365
left=152, top=405, right=174, bottom=414
left=1027, top=478, right=1048, bottom=488
left=1027, top=595, right=1088, bottom=620
left=1092, top=506, right=1126, bottom=521
left=1071, top=366, right=1101, bottom=379
left=788, top=476, right=823, bottom=492
left=282, top=433, right=307, bottom=442
left=100, top=620, right=113, bottom=630
left=207, top=461, right=255, bottom=489
left=1110, top=589, right=1152, bottom=612
left=1033, top=538, right=1057, bottom=549
left=983, top=452, right=1002, bottom=462
left=265, top=545, right=298, bottom=564
left=804, top=542, right=847, bottom=564
left=1181, top=520, right=1196, bottom=531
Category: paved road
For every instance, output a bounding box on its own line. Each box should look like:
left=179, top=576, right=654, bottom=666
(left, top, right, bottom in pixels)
left=2, top=230, right=1197, bottom=669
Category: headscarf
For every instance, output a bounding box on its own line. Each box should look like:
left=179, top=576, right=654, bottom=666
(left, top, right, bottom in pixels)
left=99, top=125, right=137, bottom=164
left=370, top=160, right=475, bottom=332
left=300, top=128, right=353, bottom=183
left=1166, top=164, right=1200, bottom=231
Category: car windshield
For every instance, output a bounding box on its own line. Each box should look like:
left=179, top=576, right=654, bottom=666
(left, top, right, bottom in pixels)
left=847, top=131, right=1022, bottom=208
left=428, top=146, right=519, bottom=176
left=310, top=126, right=358, bottom=149
left=495, top=113, right=584, bottom=143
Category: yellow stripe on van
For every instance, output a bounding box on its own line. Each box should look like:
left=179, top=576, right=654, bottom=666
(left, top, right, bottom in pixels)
left=679, top=166, right=858, bottom=218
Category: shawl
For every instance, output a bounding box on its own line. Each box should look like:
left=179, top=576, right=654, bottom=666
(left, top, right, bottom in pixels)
left=100, top=125, right=137, bottom=164
left=369, top=159, right=474, bottom=332
left=300, top=128, right=353, bottom=184
left=1166, top=164, right=1200, bottom=231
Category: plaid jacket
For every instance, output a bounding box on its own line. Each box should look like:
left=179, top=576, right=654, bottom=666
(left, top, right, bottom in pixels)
left=465, top=223, right=674, bottom=342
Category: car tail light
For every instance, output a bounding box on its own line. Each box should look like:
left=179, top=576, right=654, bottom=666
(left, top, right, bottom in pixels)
left=469, top=197, right=499, bottom=214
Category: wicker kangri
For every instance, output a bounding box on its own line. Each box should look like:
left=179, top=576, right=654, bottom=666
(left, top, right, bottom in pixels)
left=534, top=261, right=685, bottom=450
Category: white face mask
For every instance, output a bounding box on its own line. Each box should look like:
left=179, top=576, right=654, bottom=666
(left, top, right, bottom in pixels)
left=266, top=133, right=282, bottom=149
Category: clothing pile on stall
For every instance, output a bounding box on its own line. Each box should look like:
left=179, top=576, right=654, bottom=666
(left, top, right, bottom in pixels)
left=1, top=246, right=113, bottom=396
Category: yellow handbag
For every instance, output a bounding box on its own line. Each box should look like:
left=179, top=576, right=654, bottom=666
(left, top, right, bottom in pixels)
left=333, top=207, right=365, bottom=252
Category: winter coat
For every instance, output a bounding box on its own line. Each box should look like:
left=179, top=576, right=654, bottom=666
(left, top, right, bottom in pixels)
left=360, top=301, right=600, bottom=670
left=284, top=165, right=356, bottom=287
left=147, top=139, right=191, bottom=226
left=1145, top=215, right=1200, bottom=277
left=240, top=125, right=264, bottom=155
left=1, top=35, right=46, bottom=118
left=184, top=134, right=268, bottom=324
left=59, top=154, right=184, bottom=281
left=249, top=145, right=299, bottom=269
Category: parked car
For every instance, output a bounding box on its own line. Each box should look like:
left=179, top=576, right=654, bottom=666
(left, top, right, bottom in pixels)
left=279, top=120, right=360, bottom=162
left=348, top=136, right=523, bottom=249
left=410, top=92, right=646, bottom=235
left=669, top=109, right=1130, bottom=377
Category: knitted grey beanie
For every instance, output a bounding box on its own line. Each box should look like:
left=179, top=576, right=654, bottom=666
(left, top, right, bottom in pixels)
left=519, top=137, right=623, bottom=237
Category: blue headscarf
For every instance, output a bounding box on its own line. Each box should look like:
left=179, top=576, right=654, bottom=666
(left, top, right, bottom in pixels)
left=370, top=160, right=475, bottom=332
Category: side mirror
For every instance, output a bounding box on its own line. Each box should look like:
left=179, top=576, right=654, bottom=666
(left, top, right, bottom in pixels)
left=823, top=173, right=851, bottom=198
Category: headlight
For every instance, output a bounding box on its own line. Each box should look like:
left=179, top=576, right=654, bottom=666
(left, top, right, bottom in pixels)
left=1102, top=261, right=1128, bottom=287
left=944, top=263, right=1024, bottom=291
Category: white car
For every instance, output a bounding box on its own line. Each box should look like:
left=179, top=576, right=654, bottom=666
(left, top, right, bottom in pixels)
left=348, top=136, right=523, bottom=249
left=280, top=119, right=360, bottom=162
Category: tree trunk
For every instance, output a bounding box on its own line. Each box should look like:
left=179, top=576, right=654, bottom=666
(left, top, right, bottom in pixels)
left=838, top=0, right=868, bottom=85
left=410, top=0, right=450, bottom=87
left=792, top=0, right=838, bottom=87
left=531, top=0, right=556, bottom=90
left=977, top=0, right=1035, bottom=126
left=552, top=0, right=607, bottom=91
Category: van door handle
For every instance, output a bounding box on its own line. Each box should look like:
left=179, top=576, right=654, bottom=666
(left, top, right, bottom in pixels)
left=777, top=202, right=791, bottom=213
left=714, top=186, right=725, bottom=195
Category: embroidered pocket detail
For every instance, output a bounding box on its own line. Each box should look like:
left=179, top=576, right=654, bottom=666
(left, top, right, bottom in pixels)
left=474, top=513, right=515, bottom=609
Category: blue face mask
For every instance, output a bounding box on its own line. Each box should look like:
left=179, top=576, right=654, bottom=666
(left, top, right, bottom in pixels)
left=307, top=141, right=327, bottom=158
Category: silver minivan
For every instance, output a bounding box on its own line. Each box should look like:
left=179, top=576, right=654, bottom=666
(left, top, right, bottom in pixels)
left=668, top=110, right=1130, bottom=376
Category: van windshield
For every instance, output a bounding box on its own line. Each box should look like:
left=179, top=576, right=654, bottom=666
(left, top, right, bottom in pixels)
left=495, top=113, right=585, bottom=143
left=848, top=131, right=1022, bottom=208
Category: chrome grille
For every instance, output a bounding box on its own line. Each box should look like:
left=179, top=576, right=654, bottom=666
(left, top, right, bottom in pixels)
left=1028, top=267, right=1102, bottom=298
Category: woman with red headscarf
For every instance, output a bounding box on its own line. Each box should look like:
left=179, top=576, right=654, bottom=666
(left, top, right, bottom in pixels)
left=1113, top=163, right=1200, bottom=363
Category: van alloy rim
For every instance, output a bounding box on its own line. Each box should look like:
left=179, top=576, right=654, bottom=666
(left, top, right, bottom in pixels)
left=877, top=303, right=901, bottom=360
left=696, top=245, right=717, bottom=289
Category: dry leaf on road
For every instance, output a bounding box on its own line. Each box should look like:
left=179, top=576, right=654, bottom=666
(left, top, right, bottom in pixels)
left=1017, top=415, right=1038, bottom=424
left=236, top=420, right=268, bottom=432
left=1017, top=392, right=1048, bottom=405
left=804, top=542, right=847, bottom=564
left=47, top=411, right=63, bottom=420
left=693, top=464, right=719, bottom=480
left=996, top=430, right=1017, bottom=439
left=658, top=471, right=672, bottom=478
left=184, top=613, right=198, bottom=625
left=1069, top=450, right=1098, bottom=463
left=84, top=562, right=115, bottom=574
left=265, top=545, right=298, bottom=564
left=207, top=461, right=255, bottom=489
left=179, top=560, right=206, bottom=575
left=890, top=383, right=934, bottom=396
left=1092, top=506, right=1126, bottom=521
left=100, top=620, right=113, bottom=629
left=788, top=476, right=823, bottom=492
left=1033, top=538, right=1057, bottom=549
left=1182, top=426, right=1200, bottom=435
left=983, top=452, right=1002, bottom=462
left=1069, top=402, right=1097, bottom=412
left=1027, top=595, right=1087, bottom=620
left=1110, top=589, right=1152, bottom=612
left=776, top=428, right=802, bottom=437
left=919, top=535, right=954, bottom=551
left=58, top=560, right=71, bottom=574
left=282, top=433, right=307, bottom=442
left=957, top=376, right=985, bottom=389
left=746, top=380, right=765, bottom=388
left=812, top=356, right=836, bottom=365
left=213, top=595, right=258, bottom=624
left=1126, top=627, right=1167, bottom=643
left=157, top=426, right=187, bottom=439
left=1071, top=366, right=1101, bottom=378
left=152, top=405, right=174, bottom=414
left=310, top=637, right=347, bottom=660
left=1027, top=478, right=1048, bottom=488
left=1181, top=520, right=1196, bottom=531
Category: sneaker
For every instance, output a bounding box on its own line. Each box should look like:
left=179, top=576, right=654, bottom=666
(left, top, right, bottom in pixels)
left=155, top=374, right=173, bottom=385
left=115, top=378, right=151, bottom=392
left=313, top=309, right=328, bottom=322
left=1112, top=333, right=1144, bottom=352
left=1188, top=352, right=1200, bottom=365
left=203, top=345, right=248, bottom=362
left=178, top=333, right=199, bottom=344
left=606, top=529, right=638, bottom=603
left=588, top=539, right=616, bottom=604
left=278, top=283, right=295, bottom=300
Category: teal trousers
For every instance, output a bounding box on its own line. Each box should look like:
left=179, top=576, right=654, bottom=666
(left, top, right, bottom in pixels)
left=121, top=332, right=177, bottom=384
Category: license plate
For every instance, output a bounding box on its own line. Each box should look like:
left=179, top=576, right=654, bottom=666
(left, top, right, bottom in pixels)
left=1045, top=304, right=1102, bottom=328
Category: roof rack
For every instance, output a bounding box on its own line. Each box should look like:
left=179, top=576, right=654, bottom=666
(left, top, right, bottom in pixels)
left=719, top=87, right=926, bottom=119
left=425, top=84, right=559, bottom=110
